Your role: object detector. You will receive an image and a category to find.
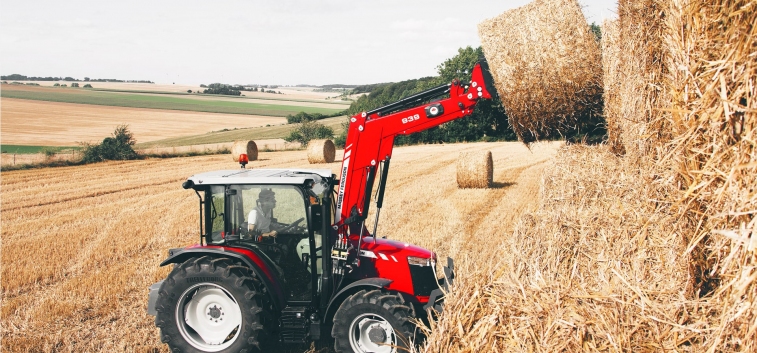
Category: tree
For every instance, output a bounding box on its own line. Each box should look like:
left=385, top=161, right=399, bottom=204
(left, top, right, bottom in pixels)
left=71, top=83, right=80, bottom=87
left=284, top=121, right=334, bottom=145
left=286, top=112, right=327, bottom=124
left=80, top=125, right=140, bottom=163
left=590, top=22, right=602, bottom=41
left=202, top=83, right=241, bottom=96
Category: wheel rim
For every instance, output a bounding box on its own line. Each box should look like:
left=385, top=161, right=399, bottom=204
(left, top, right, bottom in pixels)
left=176, top=283, right=243, bottom=352
left=348, top=313, right=396, bottom=353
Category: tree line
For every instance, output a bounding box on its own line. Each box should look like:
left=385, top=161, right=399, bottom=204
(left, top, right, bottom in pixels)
left=199, top=83, right=283, bottom=95
left=0, top=74, right=153, bottom=83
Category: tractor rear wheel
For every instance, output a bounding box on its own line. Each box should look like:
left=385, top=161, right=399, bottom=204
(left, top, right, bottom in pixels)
left=154, top=256, right=271, bottom=353
left=331, top=289, right=416, bottom=353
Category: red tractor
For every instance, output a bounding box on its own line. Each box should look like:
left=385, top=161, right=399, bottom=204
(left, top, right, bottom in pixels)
left=147, top=61, right=495, bottom=352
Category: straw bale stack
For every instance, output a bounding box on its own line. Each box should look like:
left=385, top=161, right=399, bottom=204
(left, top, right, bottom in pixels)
left=306, top=139, right=336, bottom=164
left=230, top=140, right=258, bottom=162
left=601, top=19, right=625, bottom=155
left=611, top=0, right=668, bottom=157
left=659, top=1, right=757, bottom=349
left=478, top=0, right=602, bottom=144
left=423, top=1, right=757, bottom=351
left=456, top=151, right=492, bottom=188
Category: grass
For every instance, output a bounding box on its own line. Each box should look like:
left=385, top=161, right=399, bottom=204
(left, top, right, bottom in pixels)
left=136, top=116, right=348, bottom=148
left=0, top=86, right=344, bottom=117
left=0, top=145, right=81, bottom=154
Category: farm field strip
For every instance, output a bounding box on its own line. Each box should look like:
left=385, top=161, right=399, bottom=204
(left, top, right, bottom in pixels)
left=0, top=85, right=343, bottom=117
left=0, top=99, right=288, bottom=146
left=0, top=141, right=562, bottom=352
left=136, top=115, right=347, bottom=148
left=87, top=88, right=351, bottom=107
left=15, top=81, right=347, bottom=102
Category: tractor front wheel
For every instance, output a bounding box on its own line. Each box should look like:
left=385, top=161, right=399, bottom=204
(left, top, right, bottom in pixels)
left=154, top=256, right=270, bottom=353
left=332, top=289, right=417, bottom=353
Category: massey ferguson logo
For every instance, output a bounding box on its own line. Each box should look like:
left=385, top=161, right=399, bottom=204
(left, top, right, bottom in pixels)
left=336, top=149, right=351, bottom=220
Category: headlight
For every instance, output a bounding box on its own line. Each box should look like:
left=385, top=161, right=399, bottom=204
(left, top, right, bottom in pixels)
left=407, top=256, right=432, bottom=266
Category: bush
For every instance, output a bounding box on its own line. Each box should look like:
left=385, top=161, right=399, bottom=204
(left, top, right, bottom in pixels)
left=42, top=148, right=57, bottom=160
left=333, top=119, right=350, bottom=147
left=286, top=112, right=328, bottom=124
left=80, top=125, right=140, bottom=163
left=53, top=83, right=60, bottom=87
left=71, top=83, right=79, bottom=88
left=83, top=84, right=92, bottom=88
left=284, top=121, right=334, bottom=145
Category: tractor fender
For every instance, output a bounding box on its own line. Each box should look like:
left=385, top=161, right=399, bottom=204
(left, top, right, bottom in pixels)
left=325, top=278, right=393, bottom=321
left=159, top=247, right=285, bottom=311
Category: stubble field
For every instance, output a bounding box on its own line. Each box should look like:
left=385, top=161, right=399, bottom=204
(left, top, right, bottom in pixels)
left=0, top=98, right=287, bottom=146
left=0, top=141, right=562, bottom=352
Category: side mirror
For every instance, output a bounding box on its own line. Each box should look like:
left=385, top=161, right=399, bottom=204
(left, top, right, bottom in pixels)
left=310, top=204, right=323, bottom=231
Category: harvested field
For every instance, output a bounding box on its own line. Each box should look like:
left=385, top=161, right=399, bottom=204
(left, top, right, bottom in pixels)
left=0, top=98, right=286, bottom=146
left=0, top=141, right=562, bottom=352
left=0, top=85, right=343, bottom=117
left=136, top=116, right=347, bottom=149
left=18, top=81, right=344, bottom=101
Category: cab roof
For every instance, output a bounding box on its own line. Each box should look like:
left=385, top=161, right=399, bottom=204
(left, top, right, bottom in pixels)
left=186, top=168, right=333, bottom=186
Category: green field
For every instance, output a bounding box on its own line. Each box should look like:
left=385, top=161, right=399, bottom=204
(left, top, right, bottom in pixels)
left=90, top=88, right=351, bottom=106
left=137, top=116, right=347, bottom=148
left=1, top=145, right=81, bottom=154
left=1, top=87, right=345, bottom=117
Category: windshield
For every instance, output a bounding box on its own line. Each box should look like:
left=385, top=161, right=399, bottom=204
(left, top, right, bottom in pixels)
left=206, top=184, right=308, bottom=243
left=233, top=184, right=307, bottom=238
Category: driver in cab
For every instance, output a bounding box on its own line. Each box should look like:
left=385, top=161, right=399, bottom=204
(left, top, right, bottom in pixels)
left=247, top=189, right=278, bottom=242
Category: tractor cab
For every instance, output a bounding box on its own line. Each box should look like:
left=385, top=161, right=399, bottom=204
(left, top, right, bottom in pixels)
left=181, top=168, right=335, bottom=303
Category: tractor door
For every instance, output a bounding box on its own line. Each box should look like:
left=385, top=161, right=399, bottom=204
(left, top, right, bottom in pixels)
left=235, top=185, right=314, bottom=302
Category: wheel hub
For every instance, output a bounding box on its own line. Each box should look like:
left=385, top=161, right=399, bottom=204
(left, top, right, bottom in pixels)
left=368, top=325, right=387, bottom=343
left=177, top=284, right=242, bottom=352
left=207, top=305, right=222, bottom=320
left=349, top=314, right=396, bottom=353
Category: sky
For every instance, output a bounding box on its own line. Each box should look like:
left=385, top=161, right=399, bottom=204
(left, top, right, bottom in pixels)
left=1, top=1, right=617, bottom=86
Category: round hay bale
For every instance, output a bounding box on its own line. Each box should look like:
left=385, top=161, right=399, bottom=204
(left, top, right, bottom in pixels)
left=478, top=0, right=603, bottom=144
left=231, top=140, right=258, bottom=162
left=456, top=151, right=493, bottom=188
left=307, top=139, right=336, bottom=164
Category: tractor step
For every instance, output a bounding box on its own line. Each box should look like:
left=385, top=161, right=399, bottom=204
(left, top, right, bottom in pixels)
left=279, top=306, right=310, bottom=344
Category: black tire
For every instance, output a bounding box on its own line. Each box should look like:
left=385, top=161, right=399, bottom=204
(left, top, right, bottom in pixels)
left=154, top=256, right=272, bottom=353
left=331, top=289, right=417, bottom=353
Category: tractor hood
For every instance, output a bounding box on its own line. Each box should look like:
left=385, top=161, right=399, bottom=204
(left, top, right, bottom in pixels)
left=357, top=236, right=435, bottom=263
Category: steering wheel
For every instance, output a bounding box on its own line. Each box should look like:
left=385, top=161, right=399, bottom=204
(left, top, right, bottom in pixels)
left=277, top=217, right=305, bottom=233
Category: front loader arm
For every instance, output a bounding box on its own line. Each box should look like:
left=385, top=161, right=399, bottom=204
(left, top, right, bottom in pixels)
left=334, top=63, right=494, bottom=229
